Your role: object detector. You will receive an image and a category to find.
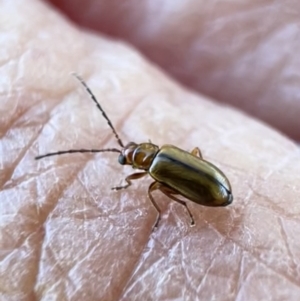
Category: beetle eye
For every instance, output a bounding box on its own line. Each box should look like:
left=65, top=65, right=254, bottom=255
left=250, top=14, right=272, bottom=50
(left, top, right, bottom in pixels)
left=118, top=154, right=126, bottom=165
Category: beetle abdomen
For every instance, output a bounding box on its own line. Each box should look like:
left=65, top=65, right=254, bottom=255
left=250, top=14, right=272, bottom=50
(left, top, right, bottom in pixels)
left=149, top=145, right=232, bottom=207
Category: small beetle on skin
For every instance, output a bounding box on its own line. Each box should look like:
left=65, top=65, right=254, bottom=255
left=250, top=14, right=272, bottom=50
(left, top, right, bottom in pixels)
left=36, top=74, right=233, bottom=228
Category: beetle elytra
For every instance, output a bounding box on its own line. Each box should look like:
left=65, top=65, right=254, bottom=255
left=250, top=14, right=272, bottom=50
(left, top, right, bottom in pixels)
left=36, top=74, right=233, bottom=228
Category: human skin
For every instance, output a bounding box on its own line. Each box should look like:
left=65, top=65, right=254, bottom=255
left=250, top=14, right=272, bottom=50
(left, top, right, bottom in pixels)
left=1, top=1, right=300, bottom=300
left=48, top=0, right=300, bottom=141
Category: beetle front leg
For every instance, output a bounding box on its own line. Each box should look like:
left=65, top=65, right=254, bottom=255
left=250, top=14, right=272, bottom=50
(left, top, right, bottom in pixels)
left=159, top=185, right=195, bottom=226
left=111, top=172, right=147, bottom=190
left=191, top=147, right=202, bottom=159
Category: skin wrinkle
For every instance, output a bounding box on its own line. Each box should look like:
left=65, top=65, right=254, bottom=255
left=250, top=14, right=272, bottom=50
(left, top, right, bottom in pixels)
left=46, top=241, right=71, bottom=278
left=0, top=84, right=70, bottom=138
left=0, top=229, right=38, bottom=267
left=0, top=98, right=61, bottom=189
left=118, top=256, right=150, bottom=299
left=223, top=129, right=298, bottom=179
left=1, top=127, right=43, bottom=189
left=277, top=217, right=298, bottom=276
left=115, top=252, right=149, bottom=300
left=66, top=241, right=100, bottom=280
left=36, top=243, right=73, bottom=300
left=119, top=226, right=184, bottom=298
left=117, top=226, right=174, bottom=299
left=206, top=192, right=299, bottom=285
left=4, top=232, right=42, bottom=300
left=26, top=234, right=45, bottom=300
left=234, top=253, right=254, bottom=301
left=195, top=239, right=226, bottom=294
left=73, top=177, right=98, bottom=218
left=75, top=156, right=133, bottom=209
left=262, top=149, right=300, bottom=180
left=0, top=58, right=71, bottom=139
left=179, top=242, right=197, bottom=296
left=123, top=227, right=226, bottom=299
left=32, top=167, right=86, bottom=297
left=228, top=227, right=300, bottom=288
left=181, top=237, right=226, bottom=296
left=203, top=209, right=236, bottom=237
left=120, top=255, right=165, bottom=299
left=64, top=277, right=78, bottom=301
left=0, top=95, right=29, bottom=139
left=34, top=179, right=100, bottom=290
left=71, top=171, right=143, bottom=224
left=1, top=208, right=41, bottom=258
left=250, top=190, right=300, bottom=220
left=70, top=171, right=149, bottom=229
left=232, top=249, right=245, bottom=301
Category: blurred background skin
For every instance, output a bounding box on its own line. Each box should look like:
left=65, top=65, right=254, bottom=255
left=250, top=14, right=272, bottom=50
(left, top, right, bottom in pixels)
left=1, top=1, right=300, bottom=300
left=48, top=0, right=300, bottom=141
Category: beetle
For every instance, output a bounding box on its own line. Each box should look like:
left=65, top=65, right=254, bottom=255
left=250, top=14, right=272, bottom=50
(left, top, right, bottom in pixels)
left=36, top=74, right=233, bottom=228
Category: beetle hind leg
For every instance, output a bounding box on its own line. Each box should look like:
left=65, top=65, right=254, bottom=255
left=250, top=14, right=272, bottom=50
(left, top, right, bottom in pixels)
left=148, top=181, right=163, bottom=229
left=159, top=185, right=195, bottom=226
left=111, top=172, right=147, bottom=190
left=191, top=147, right=202, bottom=159
left=148, top=182, right=195, bottom=229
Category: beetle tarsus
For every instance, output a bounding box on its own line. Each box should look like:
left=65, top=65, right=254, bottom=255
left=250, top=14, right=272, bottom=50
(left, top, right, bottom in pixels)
left=153, top=216, right=161, bottom=230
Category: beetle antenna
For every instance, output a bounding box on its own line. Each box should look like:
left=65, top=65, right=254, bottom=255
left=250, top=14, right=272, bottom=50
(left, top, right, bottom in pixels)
left=35, top=148, right=121, bottom=160
left=72, top=73, right=124, bottom=148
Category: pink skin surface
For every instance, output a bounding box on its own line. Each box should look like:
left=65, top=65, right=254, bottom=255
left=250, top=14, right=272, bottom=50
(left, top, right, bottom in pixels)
left=49, top=0, right=300, bottom=141
left=1, top=1, right=300, bottom=300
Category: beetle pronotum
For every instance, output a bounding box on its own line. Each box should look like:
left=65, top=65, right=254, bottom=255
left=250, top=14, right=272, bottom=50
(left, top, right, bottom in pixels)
left=36, top=74, right=233, bottom=228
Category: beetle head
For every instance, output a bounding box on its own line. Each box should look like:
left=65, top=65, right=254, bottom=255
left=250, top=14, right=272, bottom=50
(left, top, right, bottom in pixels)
left=118, top=142, right=159, bottom=170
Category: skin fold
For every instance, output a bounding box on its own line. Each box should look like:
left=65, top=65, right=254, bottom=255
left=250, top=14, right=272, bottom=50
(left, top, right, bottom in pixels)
left=1, top=1, right=300, bottom=300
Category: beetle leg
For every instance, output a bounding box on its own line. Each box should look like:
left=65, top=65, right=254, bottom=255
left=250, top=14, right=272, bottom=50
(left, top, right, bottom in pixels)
left=111, top=172, right=147, bottom=190
left=191, top=147, right=202, bottom=159
left=159, top=185, right=195, bottom=226
left=148, top=181, right=163, bottom=229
